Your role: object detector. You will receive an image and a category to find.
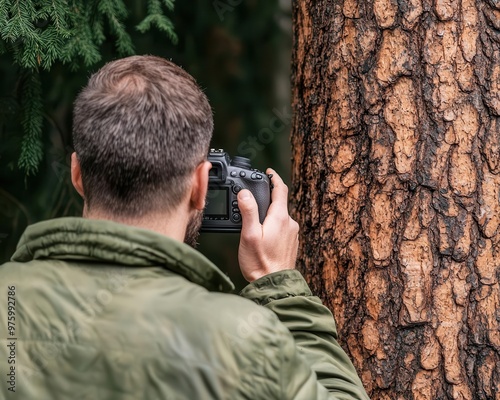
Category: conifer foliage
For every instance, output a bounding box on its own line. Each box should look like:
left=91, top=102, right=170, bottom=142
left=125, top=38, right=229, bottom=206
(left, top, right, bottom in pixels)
left=0, top=0, right=177, bottom=175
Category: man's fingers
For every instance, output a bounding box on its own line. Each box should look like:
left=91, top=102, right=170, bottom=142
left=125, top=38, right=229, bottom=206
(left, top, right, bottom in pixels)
left=267, top=168, right=288, bottom=203
left=238, top=189, right=262, bottom=241
left=266, top=168, right=289, bottom=215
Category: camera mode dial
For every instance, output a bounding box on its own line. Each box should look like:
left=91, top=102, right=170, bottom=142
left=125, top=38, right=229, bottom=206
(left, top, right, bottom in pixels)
left=232, top=156, right=251, bottom=169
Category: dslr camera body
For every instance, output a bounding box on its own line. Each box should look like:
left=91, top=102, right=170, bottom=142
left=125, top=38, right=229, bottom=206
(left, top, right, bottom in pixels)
left=201, top=149, right=272, bottom=233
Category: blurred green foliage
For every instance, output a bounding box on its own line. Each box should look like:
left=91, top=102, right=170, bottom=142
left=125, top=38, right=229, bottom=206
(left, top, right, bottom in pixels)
left=0, top=0, right=291, bottom=290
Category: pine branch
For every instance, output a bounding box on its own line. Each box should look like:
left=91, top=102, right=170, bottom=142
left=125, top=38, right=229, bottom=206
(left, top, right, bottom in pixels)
left=137, top=0, right=177, bottom=44
left=2, top=1, right=38, bottom=42
left=0, top=1, right=9, bottom=33
left=136, top=14, right=177, bottom=44
left=160, top=0, right=175, bottom=11
left=62, top=1, right=101, bottom=68
left=97, top=0, right=134, bottom=55
left=18, top=70, right=43, bottom=176
left=39, top=25, right=66, bottom=70
left=90, top=0, right=106, bottom=45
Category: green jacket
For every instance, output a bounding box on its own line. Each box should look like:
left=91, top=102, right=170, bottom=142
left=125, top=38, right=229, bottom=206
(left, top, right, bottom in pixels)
left=0, top=218, right=369, bottom=400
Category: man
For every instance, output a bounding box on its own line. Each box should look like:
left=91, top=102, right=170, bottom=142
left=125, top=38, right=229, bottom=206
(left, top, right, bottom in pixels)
left=0, top=56, right=369, bottom=399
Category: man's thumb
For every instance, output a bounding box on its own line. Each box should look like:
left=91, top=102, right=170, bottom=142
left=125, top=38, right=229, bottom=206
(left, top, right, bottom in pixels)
left=238, top=190, right=260, bottom=229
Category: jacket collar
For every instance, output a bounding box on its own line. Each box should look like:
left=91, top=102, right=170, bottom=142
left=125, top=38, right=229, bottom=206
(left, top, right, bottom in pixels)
left=12, top=217, right=235, bottom=293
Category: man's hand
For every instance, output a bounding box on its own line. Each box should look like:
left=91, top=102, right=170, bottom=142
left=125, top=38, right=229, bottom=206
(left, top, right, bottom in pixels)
left=237, top=168, right=299, bottom=282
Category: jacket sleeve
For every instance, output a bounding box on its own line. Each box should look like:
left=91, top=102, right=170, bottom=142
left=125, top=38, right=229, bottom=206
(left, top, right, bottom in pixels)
left=239, top=269, right=370, bottom=400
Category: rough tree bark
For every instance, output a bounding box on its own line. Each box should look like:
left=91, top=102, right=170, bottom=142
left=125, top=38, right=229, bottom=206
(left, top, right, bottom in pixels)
left=290, top=1, right=500, bottom=399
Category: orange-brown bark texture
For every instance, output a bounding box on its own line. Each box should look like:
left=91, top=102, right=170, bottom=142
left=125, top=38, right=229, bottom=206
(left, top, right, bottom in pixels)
left=290, top=1, right=500, bottom=399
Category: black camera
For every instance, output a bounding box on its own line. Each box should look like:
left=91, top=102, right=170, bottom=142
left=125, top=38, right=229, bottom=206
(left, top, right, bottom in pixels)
left=201, top=149, right=272, bottom=233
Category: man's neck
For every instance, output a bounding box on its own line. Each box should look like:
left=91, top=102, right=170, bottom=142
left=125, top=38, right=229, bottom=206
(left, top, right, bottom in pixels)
left=82, top=208, right=188, bottom=243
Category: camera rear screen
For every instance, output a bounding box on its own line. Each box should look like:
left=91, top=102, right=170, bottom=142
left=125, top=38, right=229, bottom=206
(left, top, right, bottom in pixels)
left=205, top=188, right=228, bottom=217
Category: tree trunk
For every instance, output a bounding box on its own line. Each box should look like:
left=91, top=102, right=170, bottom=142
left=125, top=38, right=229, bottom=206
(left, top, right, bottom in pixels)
left=290, top=1, right=500, bottom=399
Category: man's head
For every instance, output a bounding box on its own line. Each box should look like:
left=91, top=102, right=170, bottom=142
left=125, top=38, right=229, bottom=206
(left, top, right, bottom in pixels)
left=71, top=55, right=213, bottom=245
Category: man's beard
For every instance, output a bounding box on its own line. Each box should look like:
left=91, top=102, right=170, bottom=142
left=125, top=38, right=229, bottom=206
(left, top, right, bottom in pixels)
left=184, top=210, right=203, bottom=248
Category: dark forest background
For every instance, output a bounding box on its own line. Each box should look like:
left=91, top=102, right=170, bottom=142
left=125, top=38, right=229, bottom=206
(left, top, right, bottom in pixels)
left=0, top=0, right=292, bottom=291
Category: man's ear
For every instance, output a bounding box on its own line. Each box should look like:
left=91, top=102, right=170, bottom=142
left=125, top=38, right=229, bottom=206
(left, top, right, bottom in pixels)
left=190, top=160, right=211, bottom=211
left=71, top=152, right=85, bottom=198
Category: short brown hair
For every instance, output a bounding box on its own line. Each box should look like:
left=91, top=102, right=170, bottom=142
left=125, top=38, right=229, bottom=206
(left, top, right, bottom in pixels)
left=73, top=55, right=213, bottom=217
